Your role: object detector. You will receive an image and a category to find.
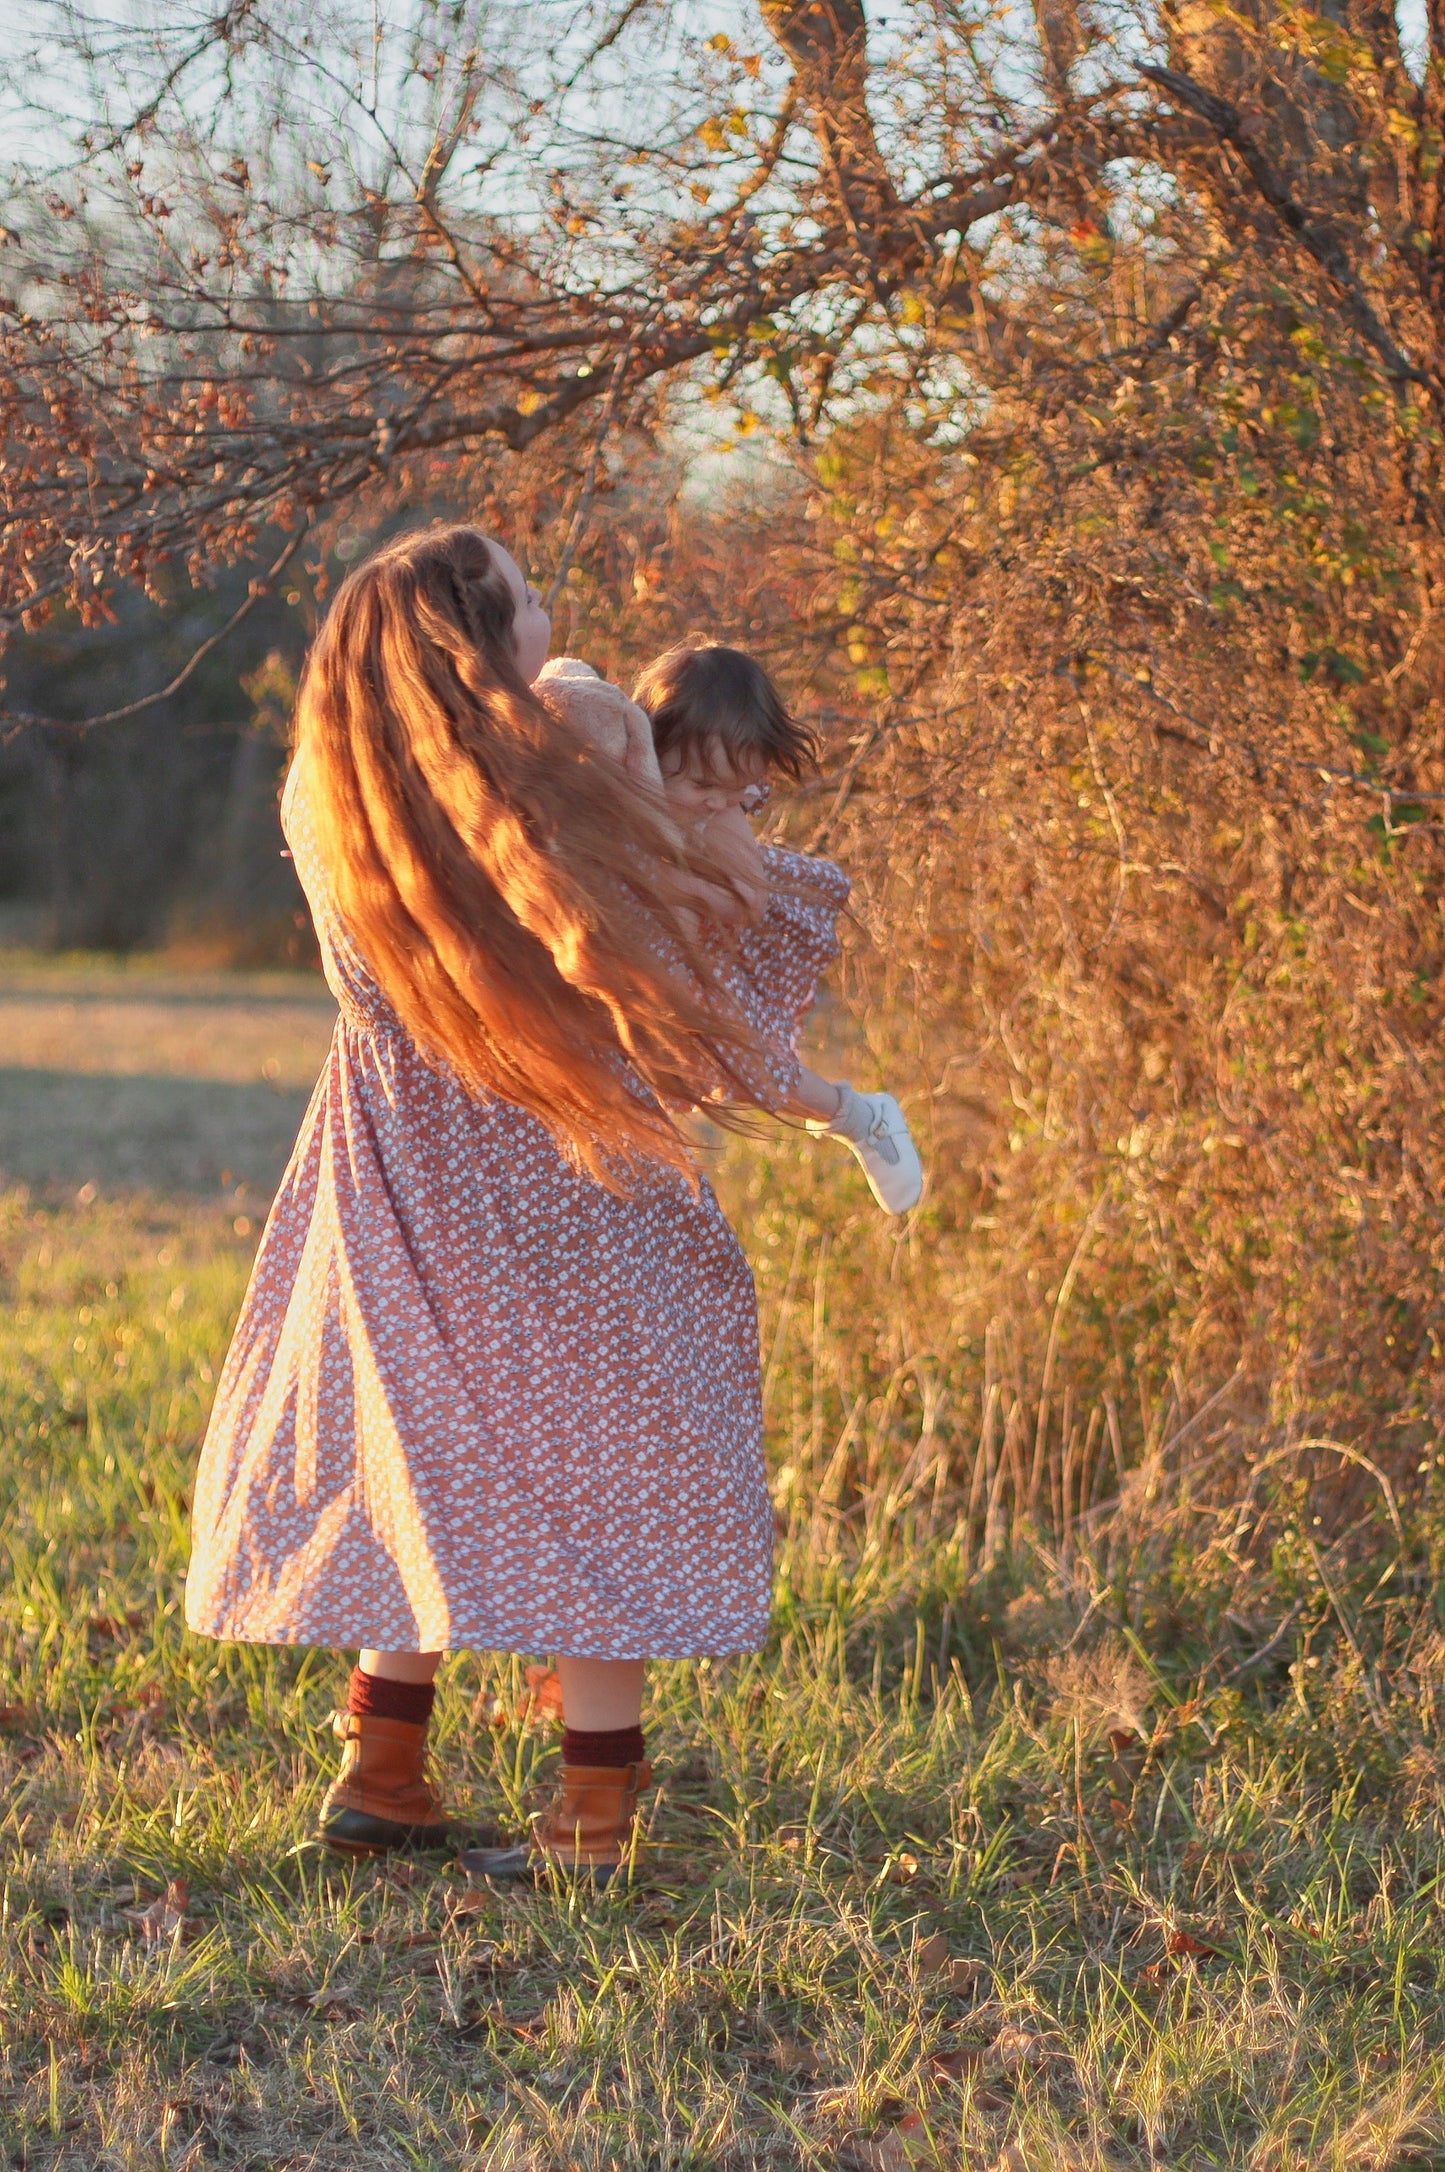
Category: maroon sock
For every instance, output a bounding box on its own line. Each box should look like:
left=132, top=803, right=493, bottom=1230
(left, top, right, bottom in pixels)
left=348, top=1665, right=435, bottom=1726
left=562, top=1723, right=646, bottom=1769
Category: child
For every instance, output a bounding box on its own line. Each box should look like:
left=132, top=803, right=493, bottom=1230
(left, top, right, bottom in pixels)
left=185, top=527, right=863, bottom=1883
left=537, top=646, right=924, bottom=1216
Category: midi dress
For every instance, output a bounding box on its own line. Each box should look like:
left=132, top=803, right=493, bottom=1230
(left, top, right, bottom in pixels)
left=184, top=756, right=850, bottom=1658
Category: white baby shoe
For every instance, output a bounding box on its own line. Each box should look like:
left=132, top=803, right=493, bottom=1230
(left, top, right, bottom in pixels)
left=807, top=1085, right=924, bottom=1216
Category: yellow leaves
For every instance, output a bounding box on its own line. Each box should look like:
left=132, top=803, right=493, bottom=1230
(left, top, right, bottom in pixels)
left=1272, top=7, right=1373, bottom=82
left=515, top=388, right=544, bottom=416
left=700, top=110, right=752, bottom=151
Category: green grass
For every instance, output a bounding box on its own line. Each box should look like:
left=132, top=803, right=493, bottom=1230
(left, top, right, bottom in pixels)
left=2, top=1154, right=1445, bottom=2170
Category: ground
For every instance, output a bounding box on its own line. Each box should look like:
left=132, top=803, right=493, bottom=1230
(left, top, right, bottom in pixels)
left=0, top=955, right=1443, bottom=2170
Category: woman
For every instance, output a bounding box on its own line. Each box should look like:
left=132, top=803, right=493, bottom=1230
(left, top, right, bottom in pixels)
left=184, top=524, right=848, bottom=1879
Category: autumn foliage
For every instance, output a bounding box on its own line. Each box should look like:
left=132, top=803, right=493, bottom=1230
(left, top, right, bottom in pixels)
left=3, top=0, right=1445, bottom=1520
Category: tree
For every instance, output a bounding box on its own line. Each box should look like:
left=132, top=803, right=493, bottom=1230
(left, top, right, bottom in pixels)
left=5, top=0, right=1445, bottom=1497
left=2, top=0, right=1438, bottom=691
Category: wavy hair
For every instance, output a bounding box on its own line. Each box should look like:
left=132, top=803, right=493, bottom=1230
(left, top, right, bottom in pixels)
left=294, top=524, right=759, bottom=1186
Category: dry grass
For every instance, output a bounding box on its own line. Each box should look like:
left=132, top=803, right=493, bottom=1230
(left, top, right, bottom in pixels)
left=1, top=963, right=1444, bottom=2167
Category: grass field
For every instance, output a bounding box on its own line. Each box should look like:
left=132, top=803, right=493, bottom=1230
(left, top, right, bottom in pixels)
left=2, top=960, right=1444, bottom=2169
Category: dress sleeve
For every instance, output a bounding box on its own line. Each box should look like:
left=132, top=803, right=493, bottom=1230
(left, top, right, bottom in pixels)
left=692, top=844, right=851, bottom=1110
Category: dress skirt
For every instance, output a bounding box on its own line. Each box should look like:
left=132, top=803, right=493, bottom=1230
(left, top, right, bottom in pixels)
left=184, top=758, right=849, bottom=1657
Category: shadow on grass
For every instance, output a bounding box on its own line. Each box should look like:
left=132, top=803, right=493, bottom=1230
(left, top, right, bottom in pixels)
left=0, top=1066, right=312, bottom=1197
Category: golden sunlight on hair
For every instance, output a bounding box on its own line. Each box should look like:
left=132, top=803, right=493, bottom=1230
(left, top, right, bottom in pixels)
left=293, top=524, right=764, bottom=1187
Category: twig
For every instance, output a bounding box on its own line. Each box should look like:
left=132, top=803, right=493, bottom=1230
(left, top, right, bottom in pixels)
left=1139, top=64, right=1428, bottom=389
left=0, top=522, right=310, bottom=739
left=543, top=336, right=641, bottom=614
left=1220, top=1602, right=1303, bottom=1683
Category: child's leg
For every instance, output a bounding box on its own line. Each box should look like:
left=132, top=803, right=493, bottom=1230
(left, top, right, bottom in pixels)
left=462, top=1655, right=652, bottom=1882
left=555, top=1655, right=644, bottom=1730
left=784, top=1065, right=844, bottom=1124
left=360, top=1648, right=442, bottom=1685
left=319, top=1646, right=450, bottom=1855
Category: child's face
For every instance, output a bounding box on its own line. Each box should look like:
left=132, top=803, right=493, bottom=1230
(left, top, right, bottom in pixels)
left=658, top=736, right=769, bottom=821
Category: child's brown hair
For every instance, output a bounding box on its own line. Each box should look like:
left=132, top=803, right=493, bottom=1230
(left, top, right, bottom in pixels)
left=632, top=645, right=816, bottom=780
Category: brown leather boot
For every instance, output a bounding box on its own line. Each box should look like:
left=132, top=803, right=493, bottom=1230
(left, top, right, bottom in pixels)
left=317, top=1709, right=453, bottom=1856
left=460, top=1759, right=652, bottom=1886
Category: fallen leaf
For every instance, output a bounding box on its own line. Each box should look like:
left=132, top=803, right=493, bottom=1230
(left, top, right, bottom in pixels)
left=0, top=1703, right=33, bottom=1732
left=123, top=1877, right=193, bottom=1947
left=848, top=2109, right=952, bottom=2169
left=770, top=2033, right=824, bottom=2074
left=1138, top=1960, right=1171, bottom=1990
left=929, top=2042, right=988, bottom=2083
left=1166, top=1929, right=1223, bottom=1959
left=914, top=1931, right=951, bottom=1975
left=1106, top=1726, right=1146, bottom=1798
left=945, top=1957, right=985, bottom=1996
left=888, top=1851, right=921, bottom=1886
left=991, top=2025, right=1060, bottom=2074
left=448, top=1887, right=492, bottom=1918
left=87, top=1610, right=146, bottom=1641
left=307, top=1981, right=359, bottom=2018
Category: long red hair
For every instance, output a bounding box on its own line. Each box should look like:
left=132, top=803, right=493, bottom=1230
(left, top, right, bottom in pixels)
left=294, top=524, right=758, bottom=1186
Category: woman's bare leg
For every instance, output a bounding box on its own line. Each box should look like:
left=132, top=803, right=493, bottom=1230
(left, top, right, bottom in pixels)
left=555, top=1655, right=645, bottom=1730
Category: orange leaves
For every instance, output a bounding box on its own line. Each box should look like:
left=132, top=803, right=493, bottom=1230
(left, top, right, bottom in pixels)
left=472, top=1666, right=565, bottom=1731
left=1138, top=1924, right=1231, bottom=1989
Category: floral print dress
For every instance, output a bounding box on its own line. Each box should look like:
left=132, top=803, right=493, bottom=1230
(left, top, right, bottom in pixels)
left=184, top=757, right=849, bottom=1657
